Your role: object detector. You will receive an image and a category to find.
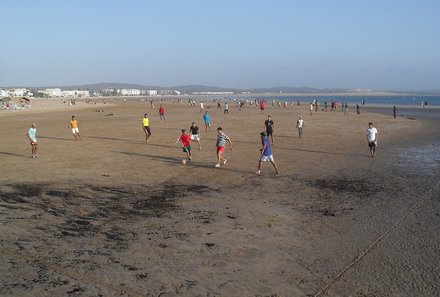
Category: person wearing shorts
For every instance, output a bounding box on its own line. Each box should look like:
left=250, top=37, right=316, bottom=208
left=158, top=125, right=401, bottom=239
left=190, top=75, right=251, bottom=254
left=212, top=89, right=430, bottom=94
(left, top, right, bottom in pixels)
left=366, top=122, right=378, bottom=157
left=142, top=114, right=151, bottom=143
left=256, top=131, right=280, bottom=176
left=190, top=122, right=202, bottom=150
left=296, top=115, right=304, bottom=138
left=159, top=104, right=165, bottom=120
left=264, top=115, right=275, bottom=144
left=215, top=127, right=232, bottom=168
left=27, top=123, right=38, bottom=159
left=259, top=100, right=265, bottom=114
left=175, top=129, right=192, bottom=161
left=203, top=111, right=211, bottom=132
left=69, top=115, right=82, bottom=141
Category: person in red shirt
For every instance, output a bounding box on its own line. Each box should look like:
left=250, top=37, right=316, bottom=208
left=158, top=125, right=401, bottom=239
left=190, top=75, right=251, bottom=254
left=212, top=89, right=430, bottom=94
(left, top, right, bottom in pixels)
left=259, top=99, right=265, bottom=114
left=174, top=129, right=192, bottom=161
left=159, top=104, right=165, bottom=120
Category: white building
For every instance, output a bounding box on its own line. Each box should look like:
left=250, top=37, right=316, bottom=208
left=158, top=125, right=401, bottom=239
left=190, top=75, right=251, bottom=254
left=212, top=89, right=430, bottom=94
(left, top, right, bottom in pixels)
left=61, top=90, right=90, bottom=97
left=6, top=88, right=27, bottom=97
left=147, top=90, right=157, bottom=96
left=120, top=89, right=141, bottom=96
left=0, top=88, right=8, bottom=97
left=44, top=88, right=62, bottom=97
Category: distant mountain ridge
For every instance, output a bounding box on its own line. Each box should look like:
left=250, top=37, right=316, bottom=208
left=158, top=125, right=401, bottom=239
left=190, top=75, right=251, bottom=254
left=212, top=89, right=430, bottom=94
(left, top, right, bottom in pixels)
left=8, top=83, right=440, bottom=95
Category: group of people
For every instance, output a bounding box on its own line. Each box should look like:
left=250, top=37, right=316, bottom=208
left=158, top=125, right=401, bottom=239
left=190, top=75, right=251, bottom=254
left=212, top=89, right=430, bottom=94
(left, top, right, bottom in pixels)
left=26, top=103, right=379, bottom=177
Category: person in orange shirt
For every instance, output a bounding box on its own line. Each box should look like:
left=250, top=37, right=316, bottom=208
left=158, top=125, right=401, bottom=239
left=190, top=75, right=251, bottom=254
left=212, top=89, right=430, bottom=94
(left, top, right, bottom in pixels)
left=68, top=115, right=82, bottom=141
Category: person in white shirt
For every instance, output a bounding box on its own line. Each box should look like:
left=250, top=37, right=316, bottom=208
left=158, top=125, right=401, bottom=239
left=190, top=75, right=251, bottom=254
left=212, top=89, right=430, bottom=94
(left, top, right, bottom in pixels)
left=366, top=122, right=378, bottom=157
left=296, top=115, right=304, bottom=138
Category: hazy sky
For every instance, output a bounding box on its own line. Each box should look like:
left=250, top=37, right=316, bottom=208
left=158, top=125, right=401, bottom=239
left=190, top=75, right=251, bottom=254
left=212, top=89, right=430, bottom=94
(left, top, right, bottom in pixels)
left=1, top=0, right=439, bottom=90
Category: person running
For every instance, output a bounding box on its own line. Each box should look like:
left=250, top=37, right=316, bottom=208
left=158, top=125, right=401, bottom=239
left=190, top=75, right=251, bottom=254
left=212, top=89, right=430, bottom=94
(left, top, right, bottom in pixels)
left=27, top=123, right=38, bottom=158
left=296, top=115, right=304, bottom=138
left=159, top=104, right=165, bottom=120
left=174, top=129, right=192, bottom=161
left=142, top=113, right=151, bottom=143
left=256, top=132, right=280, bottom=176
left=215, top=127, right=232, bottom=168
left=264, top=115, right=275, bottom=144
left=203, top=111, right=211, bottom=132
left=68, top=115, right=82, bottom=141
left=190, top=122, right=202, bottom=150
left=259, top=100, right=265, bottom=114
left=366, top=122, right=378, bottom=157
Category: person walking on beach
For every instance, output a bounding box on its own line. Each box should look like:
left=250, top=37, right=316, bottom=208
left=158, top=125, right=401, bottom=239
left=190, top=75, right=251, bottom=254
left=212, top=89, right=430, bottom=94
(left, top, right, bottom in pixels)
left=256, top=132, right=280, bottom=176
left=203, top=111, right=211, bottom=132
left=224, top=102, right=229, bottom=114
left=356, top=104, right=360, bottom=115
left=27, top=123, right=38, bottom=158
left=264, top=115, right=275, bottom=144
left=259, top=100, right=265, bottom=114
left=159, top=104, right=165, bottom=120
left=174, top=129, right=192, bottom=162
left=68, top=115, right=82, bottom=141
left=296, top=115, right=304, bottom=138
left=215, top=127, right=232, bottom=168
left=142, top=113, right=151, bottom=143
left=344, top=103, right=349, bottom=115
left=190, top=122, right=202, bottom=150
left=200, top=100, right=204, bottom=113
left=366, top=122, right=378, bottom=157
left=310, top=102, right=314, bottom=116
left=393, top=106, right=397, bottom=118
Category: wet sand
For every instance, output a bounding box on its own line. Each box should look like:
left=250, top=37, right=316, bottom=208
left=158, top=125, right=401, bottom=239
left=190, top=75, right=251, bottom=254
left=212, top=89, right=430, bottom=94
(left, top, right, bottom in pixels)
left=1, top=100, right=439, bottom=296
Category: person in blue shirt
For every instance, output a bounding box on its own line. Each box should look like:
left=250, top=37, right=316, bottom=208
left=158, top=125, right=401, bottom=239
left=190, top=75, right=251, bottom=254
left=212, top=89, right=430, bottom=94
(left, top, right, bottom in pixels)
left=203, top=111, right=211, bottom=132
left=256, top=132, right=280, bottom=176
left=27, top=123, right=38, bottom=158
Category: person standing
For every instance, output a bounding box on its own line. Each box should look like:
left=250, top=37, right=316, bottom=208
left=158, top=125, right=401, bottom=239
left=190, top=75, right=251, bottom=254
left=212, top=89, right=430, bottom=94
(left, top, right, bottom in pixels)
left=200, top=100, right=204, bottom=113
left=224, top=102, right=229, bottom=114
left=259, top=99, right=265, bottom=114
left=190, top=122, right=202, bottom=150
left=142, top=113, right=151, bottom=143
left=174, top=129, right=192, bottom=162
left=356, top=104, right=360, bottom=115
left=68, top=115, right=82, bottom=141
left=27, top=123, right=38, bottom=158
left=159, top=104, right=165, bottom=120
left=256, top=132, right=280, bottom=176
left=264, top=115, right=275, bottom=144
left=203, top=111, right=211, bottom=132
left=296, top=115, right=304, bottom=138
left=366, top=122, right=378, bottom=157
left=215, top=127, right=232, bottom=168
left=393, top=106, right=397, bottom=118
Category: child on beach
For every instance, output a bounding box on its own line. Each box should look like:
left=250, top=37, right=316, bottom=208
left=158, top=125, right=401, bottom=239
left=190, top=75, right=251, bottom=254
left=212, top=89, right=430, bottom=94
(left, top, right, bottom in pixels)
left=27, top=123, right=38, bottom=158
left=190, top=122, right=202, bottom=150
left=175, top=129, right=192, bottom=161
left=68, top=115, right=82, bottom=141
left=203, top=111, right=211, bottom=132
left=256, top=132, right=280, bottom=176
left=215, top=127, right=232, bottom=168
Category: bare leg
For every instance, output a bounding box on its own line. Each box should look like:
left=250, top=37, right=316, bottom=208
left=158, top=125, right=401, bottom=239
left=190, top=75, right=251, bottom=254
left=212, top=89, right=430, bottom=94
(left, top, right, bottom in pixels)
left=271, top=161, right=280, bottom=175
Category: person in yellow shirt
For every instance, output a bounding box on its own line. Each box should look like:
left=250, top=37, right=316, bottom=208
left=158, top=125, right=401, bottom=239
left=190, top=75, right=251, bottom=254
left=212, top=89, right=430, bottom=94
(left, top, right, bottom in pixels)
left=142, top=113, right=151, bottom=143
left=68, top=115, right=81, bottom=141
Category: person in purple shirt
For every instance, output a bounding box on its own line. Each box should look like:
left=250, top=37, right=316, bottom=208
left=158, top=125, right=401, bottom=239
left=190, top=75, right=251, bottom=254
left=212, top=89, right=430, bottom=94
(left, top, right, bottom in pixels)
left=256, top=131, right=280, bottom=176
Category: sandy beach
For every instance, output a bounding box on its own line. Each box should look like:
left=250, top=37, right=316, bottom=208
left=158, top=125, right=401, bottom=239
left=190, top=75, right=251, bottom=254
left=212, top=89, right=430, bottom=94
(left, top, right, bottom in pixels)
left=1, top=99, right=439, bottom=296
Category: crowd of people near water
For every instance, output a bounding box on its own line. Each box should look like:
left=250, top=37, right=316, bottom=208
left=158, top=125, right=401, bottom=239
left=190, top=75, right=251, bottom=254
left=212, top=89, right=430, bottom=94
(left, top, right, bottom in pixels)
left=25, top=97, right=384, bottom=177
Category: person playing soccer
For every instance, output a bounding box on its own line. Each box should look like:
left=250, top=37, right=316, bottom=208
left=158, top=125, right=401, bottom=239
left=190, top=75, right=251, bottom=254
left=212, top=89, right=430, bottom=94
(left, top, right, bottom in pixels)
left=175, top=129, right=192, bottom=161
left=203, top=111, right=211, bottom=132
left=215, top=127, right=232, bottom=168
left=256, top=131, right=280, bottom=176
left=142, top=113, right=151, bottom=143
left=68, top=115, right=82, bottom=141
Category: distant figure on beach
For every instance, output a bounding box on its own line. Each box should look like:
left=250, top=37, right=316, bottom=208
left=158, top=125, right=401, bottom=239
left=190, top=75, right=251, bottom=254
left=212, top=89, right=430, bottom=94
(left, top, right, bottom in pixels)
left=142, top=114, right=151, bottom=143
left=150, top=100, right=154, bottom=109
left=159, top=104, right=165, bottom=120
left=69, top=115, right=82, bottom=141
left=259, top=100, right=265, bottom=114
left=217, top=101, right=221, bottom=111
left=175, top=129, right=192, bottom=162
left=203, top=111, right=211, bottom=132
left=296, top=115, right=304, bottom=138
left=344, top=103, right=349, bottom=115
left=256, top=131, right=280, bottom=176
left=27, top=123, right=38, bottom=158
left=356, top=104, right=360, bottom=115
left=310, top=102, right=313, bottom=116
left=190, top=122, right=202, bottom=150
left=324, top=101, right=328, bottom=112
left=215, top=127, right=232, bottom=168
left=393, top=106, right=397, bottom=118
left=200, top=100, right=204, bottom=113
left=224, top=102, right=229, bottom=114
left=366, top=122, right=378, bottom=157
left=264, top=115, right=275, bottom=144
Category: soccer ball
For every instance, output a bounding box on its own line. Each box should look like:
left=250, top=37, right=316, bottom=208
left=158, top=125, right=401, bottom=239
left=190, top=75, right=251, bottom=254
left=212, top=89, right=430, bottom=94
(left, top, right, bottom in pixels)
left=181, top=159, right=187, bottom=165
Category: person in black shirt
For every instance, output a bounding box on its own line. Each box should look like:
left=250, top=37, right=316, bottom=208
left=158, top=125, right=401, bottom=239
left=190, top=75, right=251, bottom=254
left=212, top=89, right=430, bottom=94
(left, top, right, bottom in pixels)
left=264, top=115, right=275, bottom=145
left=190, top=122, right=202, bottom=150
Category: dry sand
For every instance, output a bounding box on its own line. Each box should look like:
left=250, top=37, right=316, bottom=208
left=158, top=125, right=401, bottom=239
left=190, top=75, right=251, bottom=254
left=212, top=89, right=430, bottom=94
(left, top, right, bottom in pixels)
left=1, top=99, right=439, bottom=296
